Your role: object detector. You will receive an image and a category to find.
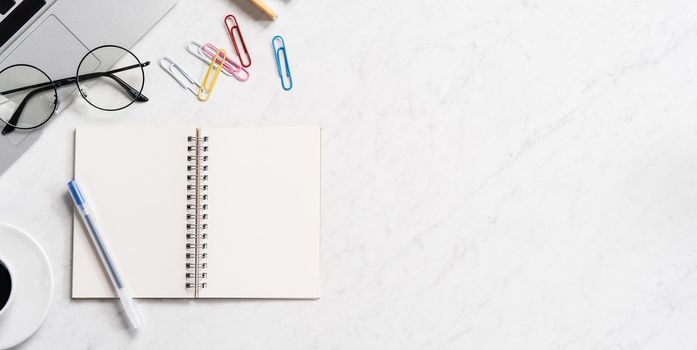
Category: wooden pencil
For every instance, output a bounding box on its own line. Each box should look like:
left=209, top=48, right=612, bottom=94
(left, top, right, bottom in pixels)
left=247, top=0, right=277, bottom=20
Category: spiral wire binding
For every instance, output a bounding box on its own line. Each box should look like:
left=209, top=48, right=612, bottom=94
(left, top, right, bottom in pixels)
left=186, top=131, right=208, bottom=297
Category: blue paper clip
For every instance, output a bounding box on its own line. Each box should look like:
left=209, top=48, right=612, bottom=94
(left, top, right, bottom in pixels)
left=272, top=35, right=292, bottom=91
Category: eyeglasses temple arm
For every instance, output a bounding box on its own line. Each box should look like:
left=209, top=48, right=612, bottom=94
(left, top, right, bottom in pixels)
left=0, top=80, right=55, bottom=95
left=103, top=73, right=148, bottom=102
left=0, top=61, right=150, bottom=96
left=1, top=84, right=56, bottom=135
left=70, top=62, right=149, bottom=101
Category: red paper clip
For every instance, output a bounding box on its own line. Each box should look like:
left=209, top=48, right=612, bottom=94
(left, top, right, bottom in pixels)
left=224, top=14, right=251, bottom=68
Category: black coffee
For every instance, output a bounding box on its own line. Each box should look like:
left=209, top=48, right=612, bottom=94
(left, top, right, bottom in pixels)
left=0, top=260, right=11, bottom=311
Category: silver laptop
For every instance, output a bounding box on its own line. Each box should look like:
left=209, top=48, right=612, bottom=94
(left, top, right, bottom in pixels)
left=0, top=0, right=177, bottom=177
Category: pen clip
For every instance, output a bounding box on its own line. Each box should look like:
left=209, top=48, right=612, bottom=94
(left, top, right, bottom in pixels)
left=224, top=14, right=252, bottom=68
left=272, top=36, right=292, bottom=91
left=159, top=56, right=201, bottom=95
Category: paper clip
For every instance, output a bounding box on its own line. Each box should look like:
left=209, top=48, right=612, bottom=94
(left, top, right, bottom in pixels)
left=188, top=41, right=242, bottom=79
left=199, top=42, right=250, bottom=82
left=160, top=57, right=201, bottom=95
left=224, top=15, right=251, bottom=68
left=197, top=49, right=226, bottom=101
left=272, top=35, right=292, bottom=91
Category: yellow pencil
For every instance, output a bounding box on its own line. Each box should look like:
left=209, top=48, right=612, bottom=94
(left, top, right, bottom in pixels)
left=247, top=0, right=277, bottom=20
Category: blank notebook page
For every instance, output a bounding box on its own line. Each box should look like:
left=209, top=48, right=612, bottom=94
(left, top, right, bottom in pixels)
left=72, top=127, right=321, bottom=299
left=72, top=127, right=190, bottom=298
left=202, top=127, right=321, bottom=298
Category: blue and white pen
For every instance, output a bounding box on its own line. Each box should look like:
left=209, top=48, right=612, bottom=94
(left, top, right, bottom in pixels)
left=68, top=180, right=143, bottom=330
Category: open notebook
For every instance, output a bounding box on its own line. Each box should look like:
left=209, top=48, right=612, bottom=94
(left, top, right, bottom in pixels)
left=72, top=127, right=321, bottom=299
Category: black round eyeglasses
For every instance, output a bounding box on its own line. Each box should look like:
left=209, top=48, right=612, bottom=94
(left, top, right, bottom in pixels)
left=0, top=45, right=149, bottom=135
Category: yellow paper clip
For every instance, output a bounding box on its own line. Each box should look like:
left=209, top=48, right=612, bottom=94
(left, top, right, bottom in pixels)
left=197, top=49, right=227, bottom=101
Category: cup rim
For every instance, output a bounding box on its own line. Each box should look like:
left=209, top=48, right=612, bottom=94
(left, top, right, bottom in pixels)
left=0, top=255, right=14, bottom=318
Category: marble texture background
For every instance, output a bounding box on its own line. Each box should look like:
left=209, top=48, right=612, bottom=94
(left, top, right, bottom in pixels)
left=2, top=0, right=697, bottom=348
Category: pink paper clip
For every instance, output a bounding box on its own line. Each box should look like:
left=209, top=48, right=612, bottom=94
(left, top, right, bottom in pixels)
left=200, top=43, right=250, bottom=82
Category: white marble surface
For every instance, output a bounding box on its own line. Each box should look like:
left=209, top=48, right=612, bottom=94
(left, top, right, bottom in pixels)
left=2, top=0, right=697, bottom=348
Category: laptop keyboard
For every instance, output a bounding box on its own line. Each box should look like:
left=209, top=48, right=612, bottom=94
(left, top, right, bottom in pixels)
left=0, top=0, right=46, bottom=48
left=0, top=0, right=15, bottom=15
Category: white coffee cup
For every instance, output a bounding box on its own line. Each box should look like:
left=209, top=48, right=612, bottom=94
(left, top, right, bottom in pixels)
left=0, top=255, right=14, bottom=319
